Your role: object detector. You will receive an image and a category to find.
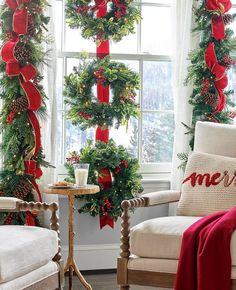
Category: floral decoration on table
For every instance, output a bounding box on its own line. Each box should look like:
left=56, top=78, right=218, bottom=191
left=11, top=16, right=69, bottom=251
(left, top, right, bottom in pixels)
left=65, top=0, right=141, bottom=43
left=0, top=0, right=51, bottom=225
left=65, top=140, right=143, bottom=227
left=178, top=0, right=236, bottom=170
left=64, top=55, right=140, bottom=130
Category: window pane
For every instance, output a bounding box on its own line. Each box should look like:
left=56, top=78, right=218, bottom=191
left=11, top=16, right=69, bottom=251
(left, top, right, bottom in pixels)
left=141, top=0, right=174, bottom=3
left=143, top=61, right=173, bottom=110
left=227, top=67, right=236, bottom=103
left=142, top=112, right=174, bottom=163
left=66, top=58, right=81, bottom=75
left=110, top=26, right=138, bottom=54
left=110, top=118, right=138, bottom=158
left=141, top=6, right=173, bottom=55
left=66, top=121, right=95, bottom=154
left=65, top=25, right=96, bottom=53
left=230, top=8, right=236, bottom=36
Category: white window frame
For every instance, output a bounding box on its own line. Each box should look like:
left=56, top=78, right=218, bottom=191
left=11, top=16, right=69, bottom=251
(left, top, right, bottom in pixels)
left=55, top=0, right=175, bottom=178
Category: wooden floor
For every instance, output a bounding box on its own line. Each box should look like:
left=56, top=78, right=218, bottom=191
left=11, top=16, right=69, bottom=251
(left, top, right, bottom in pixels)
left=65, top=272, right=172, bottom=290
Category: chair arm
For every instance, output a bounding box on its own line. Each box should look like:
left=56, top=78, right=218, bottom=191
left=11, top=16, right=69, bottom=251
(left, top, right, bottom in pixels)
left=121, top=190, right=181, bottom=210
left=0, top=197, right=22, bottom=210
left=0, top=197, right=61, bottom=262
left=142, top=190, right=181, bottom=206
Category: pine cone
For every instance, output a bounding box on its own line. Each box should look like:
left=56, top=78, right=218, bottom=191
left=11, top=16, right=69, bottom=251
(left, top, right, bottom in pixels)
left=11, top=96, right=29, bottom=113
left=223, top=14, right=233, bottom=25
left=27, top=16, right=36, bottom=38
left=14, top=42, right=32, bottom=62
left=13, top=180, right=32, bottom=199
left=203, top=92, right=219, bottom=107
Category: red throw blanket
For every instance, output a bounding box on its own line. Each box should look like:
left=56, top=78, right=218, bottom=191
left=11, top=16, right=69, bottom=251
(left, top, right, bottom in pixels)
left=174, top=207, right=236, bottom=290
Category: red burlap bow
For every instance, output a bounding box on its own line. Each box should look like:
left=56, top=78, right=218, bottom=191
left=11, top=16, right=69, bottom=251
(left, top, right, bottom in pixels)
left=6, top=0, right=31, bottom=35
left=1, top=39, right=42, bottom=110
left=98, top=169, right=114, bottom=229
left=204, top=42, right=228, bottom=111
left=24, top=159, right=43, bottom=202
left=207, top=0, right=232, bottom=13
left=207, top=0, right=232, bottom=40
left=23, top=111, right=42, bottom=202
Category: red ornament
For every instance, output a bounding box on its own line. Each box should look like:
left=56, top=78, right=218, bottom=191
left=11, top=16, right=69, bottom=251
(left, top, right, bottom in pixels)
left=95, top=67, right=104, bottom=79
left=78, top=112, right=92, bottom=119
left=5, top=213, right=12, bottom=225
left=7, top=111, right=15, bottom=124
left=201, top=79, right=210, bottom=95
left=66, top=153, right=80, bottom=164
left=122, top=159, right=128, bottom=168
left=222, top=55, right=236, bottom=68
left=115, top=165, right=121, bottom=175
left=76, top=6, right=90, bottom=13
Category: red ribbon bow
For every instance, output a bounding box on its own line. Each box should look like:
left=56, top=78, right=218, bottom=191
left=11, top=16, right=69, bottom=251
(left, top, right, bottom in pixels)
left=24, top=159, right=43, bottom=202
left=207, top=0, right=232, bottom=13
left=204, top=43, right=228, bottom=112
left=6, top=0, right=31, bottom=35
left=1, top=39, right=42, bottom=110
left=207, top=0, right=232, bottom=40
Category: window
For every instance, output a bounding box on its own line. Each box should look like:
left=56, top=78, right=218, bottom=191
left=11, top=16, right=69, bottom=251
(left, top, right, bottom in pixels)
left=55, top=0, right=176, bottom=176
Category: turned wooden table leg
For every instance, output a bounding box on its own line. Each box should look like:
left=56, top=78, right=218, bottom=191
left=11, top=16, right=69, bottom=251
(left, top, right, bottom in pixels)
left=65, top=193, right=93, bottom=290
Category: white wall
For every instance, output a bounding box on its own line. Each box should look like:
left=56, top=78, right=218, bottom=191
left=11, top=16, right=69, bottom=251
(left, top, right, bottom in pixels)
left=59, top=179, right=170, bottom=270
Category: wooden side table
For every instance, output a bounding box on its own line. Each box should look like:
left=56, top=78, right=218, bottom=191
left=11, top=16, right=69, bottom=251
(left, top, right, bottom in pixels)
left=45, top=185, right=100, bottom=290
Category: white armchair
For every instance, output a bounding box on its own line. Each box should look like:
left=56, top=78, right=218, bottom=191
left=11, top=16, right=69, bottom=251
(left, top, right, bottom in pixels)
left=117, top=121, right=236, bottom=289
left=0, top=198, right=63, bottom=290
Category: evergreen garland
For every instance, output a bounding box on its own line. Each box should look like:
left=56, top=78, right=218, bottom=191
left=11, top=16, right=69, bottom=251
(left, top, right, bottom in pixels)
left=66, top=0, right=141, bottom=43
left=0, top=0, right=51, bottom=225
left=64, top=56, right=140, bottom=130
left=185, top=0, right=236, bottom=150
left=65, top=140, right=143, bottom=220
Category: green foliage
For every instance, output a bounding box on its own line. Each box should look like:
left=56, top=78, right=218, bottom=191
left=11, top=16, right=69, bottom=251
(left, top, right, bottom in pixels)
left=0, top=0, right=50, bottom=224
left=65, top=0, right=141, bottom=42
left=65, top=140, right=143, bottom=220
left=64, top=56, right=140, bottom=129
left=177, top=152, right=189, bottom=171
left=184, top=1, right=236, bottom=150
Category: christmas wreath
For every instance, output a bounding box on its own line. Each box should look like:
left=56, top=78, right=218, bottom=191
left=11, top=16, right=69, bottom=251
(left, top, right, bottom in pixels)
left=64, top=56, right=140, bottom=130
left=65, top=0, right=141, bottom=42
left=65, top=139, right=143, bottom=223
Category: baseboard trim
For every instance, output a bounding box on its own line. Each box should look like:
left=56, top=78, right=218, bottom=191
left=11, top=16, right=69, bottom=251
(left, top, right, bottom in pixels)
left=61, top=244, right=120, bottom=271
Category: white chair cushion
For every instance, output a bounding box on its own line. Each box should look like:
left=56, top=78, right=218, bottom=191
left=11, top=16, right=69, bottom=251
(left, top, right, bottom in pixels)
left=127, top=257, right=236, bottom=279
left=130, top=216, right=236, bottom=265
left=0, top=261, right=58, bottom=290
left=194, top=121, right=236, bottom=158
left=177, top=152, right=236, bottom=216
left=0, top=226, right=58, bottom=283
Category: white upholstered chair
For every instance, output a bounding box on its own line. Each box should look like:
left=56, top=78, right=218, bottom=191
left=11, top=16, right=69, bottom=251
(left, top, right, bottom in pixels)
left=117, top=121, right=236, bottom=289
left=0, top=198, right=63, bottom=290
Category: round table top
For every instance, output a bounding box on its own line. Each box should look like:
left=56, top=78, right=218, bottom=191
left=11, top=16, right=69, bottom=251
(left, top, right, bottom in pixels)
left=44, top=184, right=100, bottom=196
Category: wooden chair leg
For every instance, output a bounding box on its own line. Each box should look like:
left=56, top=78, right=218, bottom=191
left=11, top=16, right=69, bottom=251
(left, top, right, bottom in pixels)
left=120, top=286, right=130, bottom=290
